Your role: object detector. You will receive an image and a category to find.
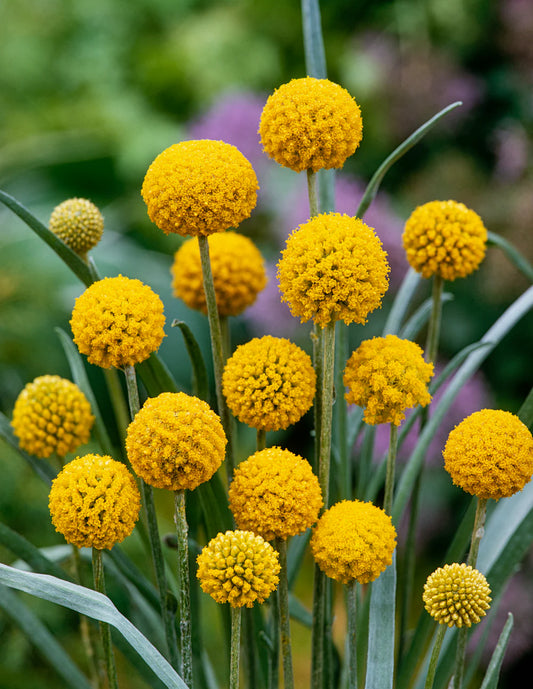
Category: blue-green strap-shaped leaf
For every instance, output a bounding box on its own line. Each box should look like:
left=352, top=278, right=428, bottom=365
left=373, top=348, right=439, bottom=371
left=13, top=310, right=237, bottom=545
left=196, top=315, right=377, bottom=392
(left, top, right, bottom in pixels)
left=136, top=351, right=181, bottom=397
left=488, top=231, right=533, bottom=283
left=399, top=293, right=453, bottom=342
left=0, top=188, right=94, bottom=286
left=365, top=553, right=397, bottom=689
left=0, top=411, right=56, bottom=484
left=480, top=614, right=514, bottom=689
left=172, top=320, right=209, bottom=401
left=0, top=563, right=188, bottom=689
left=382, top=268, right=421, bottom=337
left=518, top=385, right=533, bottom=430
left=0, top=521, right=72, bottom=581
left=301, top=0, right=327, bottom=79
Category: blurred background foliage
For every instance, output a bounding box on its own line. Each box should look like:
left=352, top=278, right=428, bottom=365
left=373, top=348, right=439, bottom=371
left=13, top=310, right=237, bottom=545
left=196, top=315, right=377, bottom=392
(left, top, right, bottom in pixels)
left=0, top=0, right=532, bottom=687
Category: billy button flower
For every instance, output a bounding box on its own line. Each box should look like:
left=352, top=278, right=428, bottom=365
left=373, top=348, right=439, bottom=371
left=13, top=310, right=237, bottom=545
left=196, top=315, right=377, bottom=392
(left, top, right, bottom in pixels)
left=402, top=200, right=487, bottom=281
left=259, top=76, right=363, bottom=173
left=277, top=213, right=389, bottom=328
left=11, top=375, right=94, bottom=459
left=141, top=139, right=259, bottom=237
left=49, top=197, right=104, bottom=257
left=49, top=453, right=141, bottom=550
left=70, top=275, right=165, bottom=370
left=171, top=231, right=267, bottom=317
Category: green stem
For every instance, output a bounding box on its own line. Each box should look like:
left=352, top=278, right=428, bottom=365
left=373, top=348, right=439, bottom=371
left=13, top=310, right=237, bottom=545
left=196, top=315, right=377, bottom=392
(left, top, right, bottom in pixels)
left=311, top=564, right=325, bottom=689
left=425, top=275, right=444, bottom=365
left=174, top=490, right=193, bottom=688
left=276, top=538, right=294, bottom=689
left=467, top=497, right=488, bottom=568
left=230, top=606, right=242, bottom=689
left=335, top=320, right=350, bottom=500
left=307, top=169, right=319, bottom=218
left=257, top=429, right=266, bottom=452
left=92, top=549, right=118, bottom=689
left=268, top=586, right=280, bottom=689
left=103, top=368, right=130, bottom=444
left=347, top=580, right=357, bottom=689
left=198, top=234, right=235, bottom=480
left=453, top=627, right=469, bottom=689
left=424, top=624, right=447, bottom=689
left=318, top=321, right=336, bottom=508
left=383, top=424, right=398, bottom=516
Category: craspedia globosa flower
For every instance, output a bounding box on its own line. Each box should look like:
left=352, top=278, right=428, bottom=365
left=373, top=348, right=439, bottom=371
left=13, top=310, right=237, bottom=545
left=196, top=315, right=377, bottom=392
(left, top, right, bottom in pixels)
left=222, top=335, right=316, bottom=432
left=49, top=198, right=104, bottom=256
left=310, top=500, right=397, bottom=584
left=126, top=392, right=227, bottom=491
left=343, top=335, right=434, bottom=426
left=259, top=77, right=363, bottom=172
left=423, top=563, right=491, bottom=628
left=70, top=275, right=165, bottom=369
left=402, top=200, right=487, bottom=281
left=277, top=213, right=389, bottom=328
left=229, top=447, right=323, bottom=541
left=196, top=530, right=280, bottom=608
left=11, top=375, right=94, bottom=458
left=141, top=140, right=259, bottom=237
left=171, top=232, right=267, bottom=317
left=443, top=409, right=533, bottom=500
left=49, top=454, right=141, bottom=550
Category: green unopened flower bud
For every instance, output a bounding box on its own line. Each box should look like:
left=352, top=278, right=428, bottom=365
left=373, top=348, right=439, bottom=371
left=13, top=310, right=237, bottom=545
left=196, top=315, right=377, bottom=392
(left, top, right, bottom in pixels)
left=49, top=198, right=104, bottom=256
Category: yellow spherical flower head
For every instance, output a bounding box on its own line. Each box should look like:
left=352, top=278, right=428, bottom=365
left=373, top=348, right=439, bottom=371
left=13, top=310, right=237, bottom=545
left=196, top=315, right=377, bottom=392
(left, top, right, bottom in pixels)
left=343, top=335, right=434, bottom=426
left=49, top=198, right=104, bottom=256
left=70, top=275, right=165, bottom=369
left=443, top=409, right=533, bottom=500
left=259, top=77, right=363, bottom=172
left=197, top=530, right=280, bottom=608
left=423, top=563, right=491, bottom=628
left=11, top=375, right=94, bottom=458
left=171, top=232, right=267, bottom=317
left=222, top=336, right=316, bottom=432
left=402, top=200, right=487, bottom=281
left=126, top=392, right=227, bottom=491
left=141, top=140, right=259, bottom=237
left=310, top=500, right=397, bottom=585
left=278, top=213, right=389, bottom=328
left=229, top=447, right=323, bottom=541
left=49, top=454, right=140, bottom=550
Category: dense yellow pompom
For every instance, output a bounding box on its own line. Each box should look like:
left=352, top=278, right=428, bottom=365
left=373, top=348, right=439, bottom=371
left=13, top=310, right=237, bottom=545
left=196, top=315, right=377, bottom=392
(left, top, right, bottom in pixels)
left=49, top=198, right=104, bottom=256
left=402, top=200, right=487, bottom=280
left=141, top=140, right=259, bottom=237
left=222, top=336, right=316, bottom=432
left=229, top=447, right=323, bottom=541
left=277, top=213, right=389, bottom=328
left=171, top=232, right=267, bottom=317
left=443, top=409, right=533, bottom=499
left=259, top=77, right=363, bottom=172
left=11, top=375, right=94, bottom=458
left=70, top=275, right=165, bottom=369
left=310, top=500, right=397, bottom=584
left=343, top=335, right=433, bottom=425
left=423, top=563, right=491, bottom=628
left=126, top=392, right=227, bottom=491
left=49, top=454, right=141, bottom=550
left=197, top=530, right=280, bottom=608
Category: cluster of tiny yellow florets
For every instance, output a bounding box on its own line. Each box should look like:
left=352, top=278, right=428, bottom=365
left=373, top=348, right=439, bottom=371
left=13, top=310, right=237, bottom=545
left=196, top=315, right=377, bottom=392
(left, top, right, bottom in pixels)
left=171, top=232, right=267, bottom=317
left=49, top=198, right=104, bottom=256
left=197, top=530, right=280, bottom=608
left=222, top=335, right=316, bottom=431
left=443, top=409, right=533, bottom=499
left=259, top=77, right=363, bottom=172
left=70, top=275, right=165, bottom=369
left=423, top=563, right=491, bottom=628
left=126, top=392, right=227, bottom=491
left=278, top=213, right=389, bottom=328
left=343, top=335, right=434, bottom=426
left=11, top=375, right=94, bottom=458
left=310, top=500, right=397, bottom=584
left=229, top=447, right=323, bottom=541
left=141, top=140, right=259, bottom=237
left=49, top=454, right=141, bottom=550
left=402, top=200, right=487, bottom=281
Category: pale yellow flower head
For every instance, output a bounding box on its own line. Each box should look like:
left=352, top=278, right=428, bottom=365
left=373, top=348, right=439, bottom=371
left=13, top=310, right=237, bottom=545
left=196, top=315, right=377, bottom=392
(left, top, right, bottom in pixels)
left=49, top=198, right=104, bottom=256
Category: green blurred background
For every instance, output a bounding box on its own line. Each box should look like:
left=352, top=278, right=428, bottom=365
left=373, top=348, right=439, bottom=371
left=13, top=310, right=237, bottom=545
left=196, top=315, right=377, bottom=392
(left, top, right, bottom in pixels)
left=1, top=0, right=532, bottom=687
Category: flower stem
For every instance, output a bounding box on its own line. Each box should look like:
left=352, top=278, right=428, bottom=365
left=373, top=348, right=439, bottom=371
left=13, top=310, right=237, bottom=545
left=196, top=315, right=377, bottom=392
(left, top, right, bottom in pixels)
left=268, top=586, right=281, bottom=689
left=424, top=624, right=447, bottom=689
left=347, top=579, right=357, bottom=689
left=452, top=627, right=469, bottom=689
left=92, top=549, right=118, bottom=689
left=230, top=606, right=242, bottom=689
left=311, top=564, right=325, bottom=689
left=383, top=424, right=398, bottom=516
left=318, top=321, right=336, bottom=508
left=103, top=368, right=130, bottom=444
left=198, top=234, right=235, bottom=480
left=257, top=429, right=266, bottom=452
left=425, top=274, right=444, bottom=365
left=174, top=490, right=193, bottom=688
left=275, top=537, right=294, bottom=689
left=467, top=497, right=488, bottom=568
left=307, top=169, right=319, bottom=217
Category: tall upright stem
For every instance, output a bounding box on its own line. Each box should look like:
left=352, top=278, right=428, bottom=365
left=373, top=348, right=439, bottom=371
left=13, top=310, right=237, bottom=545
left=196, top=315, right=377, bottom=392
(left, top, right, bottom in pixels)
left=383, top=424, right=398, bottom=516
left=92, top=549, right=118, bottom=689
left=425, top=275, right=444, bottom=365
left=230, top=606, right=242, bottom=689
left=347, top=580, right=358, bottom=689
left=307, top=170, right=319, bottom=217
left=174, top=490, right=193, bottom=688
left=276, top=538, right=294, bottom=689
left=424, top=624, right=447, bottom=689
left=467, top=497, right=488, bottom=568
left=257, top=429, right=266, bottom=452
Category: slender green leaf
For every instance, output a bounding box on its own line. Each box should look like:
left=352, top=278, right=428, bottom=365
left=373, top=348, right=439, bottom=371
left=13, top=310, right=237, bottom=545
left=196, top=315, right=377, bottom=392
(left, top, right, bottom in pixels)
left=0, top=411, right=56, bottom=484
left=0, top=584, right=93, bottom=689
left=0, top=563, right=188, bottom=689
left=136, top=352, right=181, bottom=397
left=399, top=293, right=453, bottom=342
left=301, top=0, right=327, bottom=79
left=288, top=591, right=312, bottom=627
left=383, top=268, right=421, bottom=337
left=172, top=320, right=209, bottom=401
left=0, top=522, right=72, bottom=581
left=488, top=231, right=533, bottom=283
left=287, top=531, right=311, bottom=590
left=480, top=614, right=514, bottom=689
left=518, top=386, right=533, bottom=430
left=0, top=188, right=94, bottom=286
left=365, top=553, right=397, bottom=689
left=108, top=546, right=160, bottom=611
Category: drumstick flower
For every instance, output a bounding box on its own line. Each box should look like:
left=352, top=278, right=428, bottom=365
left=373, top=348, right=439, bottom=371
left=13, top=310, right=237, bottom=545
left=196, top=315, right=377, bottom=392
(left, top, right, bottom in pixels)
left=49, top=197, right=104, bottom=257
